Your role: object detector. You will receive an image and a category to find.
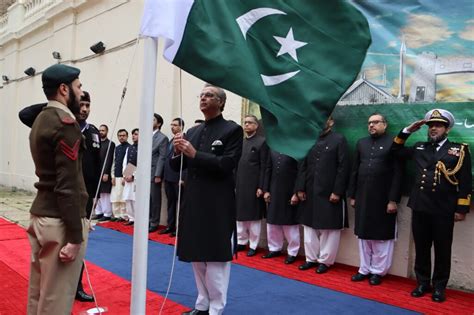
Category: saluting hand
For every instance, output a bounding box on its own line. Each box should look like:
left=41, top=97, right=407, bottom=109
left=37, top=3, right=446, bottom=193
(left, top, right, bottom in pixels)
left=387, top=201, right=397, bottom=213
left=406, top=119, right=426, bottom=133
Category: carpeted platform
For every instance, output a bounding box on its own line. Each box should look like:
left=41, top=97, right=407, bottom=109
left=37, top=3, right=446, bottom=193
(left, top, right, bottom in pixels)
left=99, top=221, right=474, bottom=315
left=87, top=226, right=418, bottom=314
left=1, top=217, right=473, bottom=314
left=0, top=217, right=187, bottom=314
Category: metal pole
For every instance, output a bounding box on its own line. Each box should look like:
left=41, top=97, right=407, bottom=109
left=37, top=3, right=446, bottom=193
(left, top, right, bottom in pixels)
left=130, top=36, right=158, bottom=315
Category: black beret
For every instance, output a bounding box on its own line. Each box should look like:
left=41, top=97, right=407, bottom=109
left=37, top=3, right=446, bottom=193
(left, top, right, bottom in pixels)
left=42, top=64, right=80, bottom=89
left=81, top=91, right=91, bottom=103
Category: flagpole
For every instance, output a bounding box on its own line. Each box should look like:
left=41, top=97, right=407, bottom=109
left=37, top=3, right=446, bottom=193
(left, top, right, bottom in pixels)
left=130, top=36, right=158, bottom=315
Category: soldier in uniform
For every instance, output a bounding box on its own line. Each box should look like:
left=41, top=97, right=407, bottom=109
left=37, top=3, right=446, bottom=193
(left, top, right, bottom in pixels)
left=19, top=91, right=101, bottom=301
left=348, top=113, right=402, bottom=285
left=26, top=64, right=88, bottom=314
left=75, top=91, right=101, bottom=302
left=296, top=117, right=350, bottom=273
left=94, top=124, right=115, bottom=221
left=235, top=114, right=268, bottom=257
left=391, top=109, right=472, bottom=302
left=262, top=151, right=301, bottom=264
left=171, top=84, right=242, bottom=315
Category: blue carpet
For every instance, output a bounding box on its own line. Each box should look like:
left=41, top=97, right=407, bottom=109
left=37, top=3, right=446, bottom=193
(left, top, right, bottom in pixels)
left=86, top=227, right=418, bottom=314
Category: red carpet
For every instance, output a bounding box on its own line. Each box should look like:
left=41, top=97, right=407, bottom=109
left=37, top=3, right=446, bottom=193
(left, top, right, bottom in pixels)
left=0, top=217, right=188, bottom=315
left=99, top=221, right=474, bottom=315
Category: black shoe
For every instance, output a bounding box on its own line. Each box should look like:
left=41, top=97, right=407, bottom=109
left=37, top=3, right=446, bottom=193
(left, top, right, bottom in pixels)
left=148, top=226, right=159, bottom=233
left=236, top=244, right=247, bottom=252
left=411, top=284, right=431, bottom=298
left=262, top=251, right=282, bottom=259
left=97, top=216, right=112, bottom=222
left=75, top=290, right=95, bottom=302
left=432, top=289, right=446, bottom=303
left=316, top=264, right=329, bottom=274
left=91, top=214, right=103, bottom=220
left=247, top=248, right=257, bottom=257
left=285, top=255, right=296, bottom=264
left=158, top=227, right=174, bottom=235
left=369, top=274, right=382, bottom=285
left=299, top=261, right=317, bottom=270
left=351, top=272, right=369, bottom=282
left=124, top=221, right=134, bottom=226
left=182, top=309, right=209, bottom=315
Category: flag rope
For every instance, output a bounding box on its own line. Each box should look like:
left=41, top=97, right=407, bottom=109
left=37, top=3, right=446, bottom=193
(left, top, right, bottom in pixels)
left=82, top=33, right=142, bottom=315
left=159, top=68, right=185, bottom=315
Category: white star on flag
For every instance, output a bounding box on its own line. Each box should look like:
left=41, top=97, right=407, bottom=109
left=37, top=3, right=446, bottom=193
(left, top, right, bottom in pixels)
left=273, top=27, right=307, bottom=62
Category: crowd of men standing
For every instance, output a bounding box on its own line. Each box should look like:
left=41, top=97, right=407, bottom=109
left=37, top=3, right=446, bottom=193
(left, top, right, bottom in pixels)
left=21, top=63, right=471, bottom=315
left=233, top=109, right=471, bottom=310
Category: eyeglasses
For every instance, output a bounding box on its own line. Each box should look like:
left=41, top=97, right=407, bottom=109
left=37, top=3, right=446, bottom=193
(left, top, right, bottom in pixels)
left=367, top=120, right=385, bottom=125
left=199, top=92, right=219, bottom=99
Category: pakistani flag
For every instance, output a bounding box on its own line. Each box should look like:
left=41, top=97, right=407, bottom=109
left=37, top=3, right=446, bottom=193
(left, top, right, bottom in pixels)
left=140, top=0, right=371, bottom=160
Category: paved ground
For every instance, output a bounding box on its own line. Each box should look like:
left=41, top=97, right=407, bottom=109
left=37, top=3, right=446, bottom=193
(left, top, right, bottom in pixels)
left=0, top=185, right=34, bottom=228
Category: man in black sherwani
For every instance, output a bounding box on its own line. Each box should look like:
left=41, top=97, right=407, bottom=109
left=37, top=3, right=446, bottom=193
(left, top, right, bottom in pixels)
left=94, top=124, right=115, bottom=221
left=348, top=113, right=402, bottom=286
left=391, top=109, right=471, bottom=303
left=171, top=84, right=243, bottom=315
left=262, top=151, right=301, bottom=264
left=296, top=117, right=350, bottom=274
left=235, top=114, right=268, bottom=257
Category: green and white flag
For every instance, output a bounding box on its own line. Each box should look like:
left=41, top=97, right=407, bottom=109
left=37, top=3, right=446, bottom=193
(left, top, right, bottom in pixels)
left=140, top=0, right=371, bottom=160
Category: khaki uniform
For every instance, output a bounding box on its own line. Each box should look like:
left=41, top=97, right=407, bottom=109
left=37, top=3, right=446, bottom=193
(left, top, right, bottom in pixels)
left=27, top=101, right=89, bottom=315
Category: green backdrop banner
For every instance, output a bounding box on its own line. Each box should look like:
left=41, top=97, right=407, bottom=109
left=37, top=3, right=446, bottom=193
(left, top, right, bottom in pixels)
left=332, top=102, right=474, bottom=189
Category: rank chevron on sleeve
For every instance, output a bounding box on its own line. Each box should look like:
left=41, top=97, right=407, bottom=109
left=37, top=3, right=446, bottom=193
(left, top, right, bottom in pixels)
left=59, top=139, right=80, bottom=161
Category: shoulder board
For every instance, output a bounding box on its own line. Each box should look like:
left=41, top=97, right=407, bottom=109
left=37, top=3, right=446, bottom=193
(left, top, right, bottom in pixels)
left=61, top=116, right=76, bottom=125
left=89, top=123, right=99, bottom=132
left=53, top=107, right=76, bottom=125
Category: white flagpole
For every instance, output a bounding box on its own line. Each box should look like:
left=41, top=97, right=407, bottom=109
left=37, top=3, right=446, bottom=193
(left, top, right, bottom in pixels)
left=130, top=36, right=158, bottom=315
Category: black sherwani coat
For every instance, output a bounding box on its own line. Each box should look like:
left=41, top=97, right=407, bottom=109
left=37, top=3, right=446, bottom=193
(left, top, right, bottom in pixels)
left=264, top=151, right=299, bottom=225
left=348, top=133, right=402, bottom=240
left=296, top=131, right=350, bottom=229
left=170, top=115, right=243, bottom=262
left=235, top=135, right=268, bottom=221
left=99, top=138, right=115, bottom=194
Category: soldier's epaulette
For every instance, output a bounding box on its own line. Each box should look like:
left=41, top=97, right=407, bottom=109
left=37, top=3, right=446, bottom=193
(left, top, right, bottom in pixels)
left=61, top=116, right=75, bottom=124
left=54, top=108, right=76, bottom=125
